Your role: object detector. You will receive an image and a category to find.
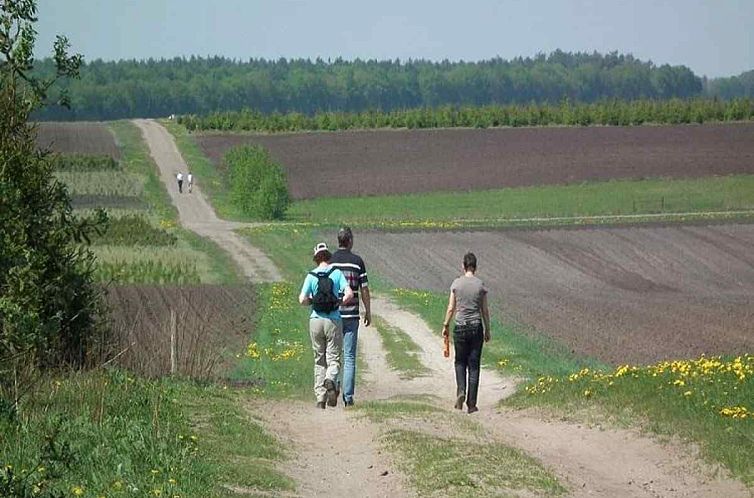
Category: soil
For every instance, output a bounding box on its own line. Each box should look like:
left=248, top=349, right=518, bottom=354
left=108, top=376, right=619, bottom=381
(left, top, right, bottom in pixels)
left=194, top=123, right=754, bottom=200
left=105, top=284, right=257, bottom=378
left=357, top=225, right=754, bottom=365
left=36, top=121, right=121, bottom=158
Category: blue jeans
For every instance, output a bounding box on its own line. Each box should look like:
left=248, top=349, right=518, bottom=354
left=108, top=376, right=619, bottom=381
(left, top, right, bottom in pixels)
left=341, top=318, right=359, bottom=403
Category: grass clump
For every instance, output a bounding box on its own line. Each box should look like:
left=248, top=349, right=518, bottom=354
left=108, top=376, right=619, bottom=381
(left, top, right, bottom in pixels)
left=373, top=316, right=429, bottom=379
left=52, top=154, right=119, bottom=171
left=508, top=355, right=754, bottom=486
left=91, top=214, right=177, bottom=246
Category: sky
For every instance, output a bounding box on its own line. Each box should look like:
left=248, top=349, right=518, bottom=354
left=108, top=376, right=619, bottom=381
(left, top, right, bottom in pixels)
left=35, top=0, right=753, bottom=78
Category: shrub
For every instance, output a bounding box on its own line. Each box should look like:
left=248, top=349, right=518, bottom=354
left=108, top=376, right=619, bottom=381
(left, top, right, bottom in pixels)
left=224, top=145, right=289, bottom=220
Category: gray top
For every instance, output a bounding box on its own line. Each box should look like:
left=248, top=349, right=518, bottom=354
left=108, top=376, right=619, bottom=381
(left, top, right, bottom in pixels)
left=450, top=274, right=487, bottom=325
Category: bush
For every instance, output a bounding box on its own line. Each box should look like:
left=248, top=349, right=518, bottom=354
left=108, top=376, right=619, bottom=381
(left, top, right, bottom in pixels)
left=224, top=145, right=289, bottom=220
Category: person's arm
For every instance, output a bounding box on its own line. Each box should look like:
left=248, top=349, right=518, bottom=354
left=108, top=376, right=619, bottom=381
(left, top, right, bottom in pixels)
left=361, top=286, right=371, bottom=326
left=299, top=276, right=312, bottom=306
left=338, top=271, right=354, bottom=304
left=441, top=290, right=456, bottom=338
left=481, top=292, right=491, bottom=342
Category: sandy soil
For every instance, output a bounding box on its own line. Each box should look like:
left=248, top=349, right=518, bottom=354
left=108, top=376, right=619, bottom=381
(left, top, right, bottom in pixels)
left=357, top=225, right=754, bottom=364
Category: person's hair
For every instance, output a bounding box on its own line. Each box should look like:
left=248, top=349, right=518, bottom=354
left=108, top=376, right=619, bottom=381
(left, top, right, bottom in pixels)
left=463, top=252, right=477, bottom=271
left=313, top=250, right=332, bottom=264
left=337, top=226, right=353, bottom=248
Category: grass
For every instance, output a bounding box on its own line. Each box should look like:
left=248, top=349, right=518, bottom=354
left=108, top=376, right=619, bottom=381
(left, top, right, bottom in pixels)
left=0, top=370, right=291, bottom=497
left=372, top=316, right=430, bottom=379
left=162, top=119, right=242, bottom=220
left=230, top=282, right=314, bottom=399
left=356, top=397, right=566, bottom=497
left=507, top=356, right=754, bottom=486
left=55, top=171, right=145, bottom=197
left=288, top=174, right=754, bottom=224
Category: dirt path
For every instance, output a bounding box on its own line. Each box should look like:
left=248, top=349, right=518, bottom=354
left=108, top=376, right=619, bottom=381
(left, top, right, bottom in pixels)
left=370, top=295, right=750, bottom=498
left=133, top=119, right=281, bottom=283
left=138, top=118, right=749, bottom=496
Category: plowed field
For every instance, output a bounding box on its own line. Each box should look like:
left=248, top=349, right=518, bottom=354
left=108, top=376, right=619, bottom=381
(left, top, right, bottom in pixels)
left=37, top=122, right=120, bottom=158
left=195, top=123, right=754, bottom=200
left=357, top=223, right=754, bottom=365
left=105, top=284, right=256, bottom=378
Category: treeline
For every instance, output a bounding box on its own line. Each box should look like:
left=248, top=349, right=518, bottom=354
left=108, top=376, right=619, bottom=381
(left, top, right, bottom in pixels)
left=35, top=51, right=709, bottom=120
left=706, top=70, right=754, bottom=100
left=178, top=98, right=754, bottom=132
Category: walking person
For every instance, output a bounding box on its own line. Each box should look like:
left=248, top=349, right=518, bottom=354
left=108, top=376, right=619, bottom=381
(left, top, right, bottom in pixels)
left=176, top=172, right=184, bottom=193
left=441, top=252, right=491, bottom=414
left=299, top=242, right=353, bottom=409
left=187, top=172, right=193, bottom=193
left=330, top=227, right=371, bottom=407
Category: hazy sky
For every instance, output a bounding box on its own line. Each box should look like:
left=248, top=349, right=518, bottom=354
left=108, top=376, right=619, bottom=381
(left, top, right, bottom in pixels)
left=35, top=0, right=753, bottom=78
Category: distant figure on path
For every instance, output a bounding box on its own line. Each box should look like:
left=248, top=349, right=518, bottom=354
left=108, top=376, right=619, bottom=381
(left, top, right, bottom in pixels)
left=299, top=243, right=353, bottom=409
left=187, top=172, right=193, bottom=193
left=176, top=172, right=184, bottom=193
left=441, top=252, right=491, bottom=414
left=330, top=226, right=371, bottom=407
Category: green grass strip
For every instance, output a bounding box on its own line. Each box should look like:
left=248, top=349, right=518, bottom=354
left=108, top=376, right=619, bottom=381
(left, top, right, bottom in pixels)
left=288, top=175, right=754, bottom=224
left=507, top=356, right=754, bottom=487
left=373, top=316, right=429, bottom=379
left=110, top=120, right=177, bottom=222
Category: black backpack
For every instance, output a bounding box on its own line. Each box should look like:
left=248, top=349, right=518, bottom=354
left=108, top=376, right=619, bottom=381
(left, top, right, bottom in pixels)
left=309, top=268, right=339, bottom=313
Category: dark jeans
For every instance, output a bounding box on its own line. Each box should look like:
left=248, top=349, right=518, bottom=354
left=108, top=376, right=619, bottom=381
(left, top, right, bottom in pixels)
left=453, top=323, right=484, bottom=408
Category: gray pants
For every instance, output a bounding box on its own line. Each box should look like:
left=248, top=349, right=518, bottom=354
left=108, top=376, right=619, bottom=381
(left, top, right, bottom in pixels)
left=309, top=317, right=343, bottom=402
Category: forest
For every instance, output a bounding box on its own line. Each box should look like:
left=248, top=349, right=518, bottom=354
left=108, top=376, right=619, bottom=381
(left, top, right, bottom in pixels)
left=33, top=50, right=751, bottom=121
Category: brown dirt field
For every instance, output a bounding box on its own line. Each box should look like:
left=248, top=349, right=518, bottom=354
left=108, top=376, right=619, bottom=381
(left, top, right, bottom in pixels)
left=105, top=284, right=256, bottom=378
left=194, top=123, right=754, bottom=200
left=36, top=122, right=120, bottom=158
left=356, top=223, right=754, bottom=365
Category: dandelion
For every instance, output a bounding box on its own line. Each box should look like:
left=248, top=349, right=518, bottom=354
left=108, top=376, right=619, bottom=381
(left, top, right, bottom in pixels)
left=71, top=486, right=85, bottom=496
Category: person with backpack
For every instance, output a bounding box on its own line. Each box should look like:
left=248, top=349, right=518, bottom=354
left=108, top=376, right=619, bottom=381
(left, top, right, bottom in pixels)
left=299, top=242, right=353, bottom=409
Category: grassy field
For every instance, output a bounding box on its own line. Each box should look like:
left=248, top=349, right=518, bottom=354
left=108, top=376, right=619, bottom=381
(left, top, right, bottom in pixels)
left=289, top=174, right=754, bottom=225
left=0, top=371, right=291, bottom=497
left=372, top=316, right=430, bottom=379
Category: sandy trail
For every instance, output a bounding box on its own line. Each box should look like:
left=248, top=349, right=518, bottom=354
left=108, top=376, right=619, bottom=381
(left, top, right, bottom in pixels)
left=138, top=118, right=749, bottom=497
left=133, top=119, right=281, bottom=283
left=370, top=295, right=750, bottom=498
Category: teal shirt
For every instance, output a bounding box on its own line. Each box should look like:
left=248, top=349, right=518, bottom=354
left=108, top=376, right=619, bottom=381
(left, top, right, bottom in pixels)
left=300, top=265, right=348, bottom=320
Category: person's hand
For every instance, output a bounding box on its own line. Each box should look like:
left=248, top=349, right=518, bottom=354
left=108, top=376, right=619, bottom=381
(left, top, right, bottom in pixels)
left=442, top=323, right=449, bottom=337
left=363, top=311, right=371, bottom=327
left=484, top=329, right=491, bottom=343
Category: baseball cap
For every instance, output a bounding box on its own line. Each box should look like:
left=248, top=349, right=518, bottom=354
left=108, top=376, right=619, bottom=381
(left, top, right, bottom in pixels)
left=313, top=242, right=329, bottom=256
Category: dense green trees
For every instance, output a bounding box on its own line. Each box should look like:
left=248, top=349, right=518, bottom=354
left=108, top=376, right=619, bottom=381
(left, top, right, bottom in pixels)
left=1, top=0, right=104, bottom=406
left=34, top=51, right=711, bottom=120
left=225, top=146, right=289, bottom=220
left=178, top=98, right=754, bottom=133
left=706, top=70, right=754, bottom=99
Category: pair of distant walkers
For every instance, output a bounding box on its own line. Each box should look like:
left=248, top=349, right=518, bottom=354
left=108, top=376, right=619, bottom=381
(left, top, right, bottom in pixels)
left=298, top=228, right=491, bottom=414
left=298, top=227, right=371, bottom=409
left=176, top=172, right=193, bottom=194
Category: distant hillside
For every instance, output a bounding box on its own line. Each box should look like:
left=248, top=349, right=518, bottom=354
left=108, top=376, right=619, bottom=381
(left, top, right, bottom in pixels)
left=34, top=50, right=707, bottom=121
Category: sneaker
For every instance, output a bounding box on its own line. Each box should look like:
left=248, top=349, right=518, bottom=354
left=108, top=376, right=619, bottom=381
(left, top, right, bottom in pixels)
left=324, top=379, right=338, bottom=407
left=454, top=393, right=465, bottom=410
left=467, top=406, right=479, bottom=414
left=316, top=401, right=326, bottom=409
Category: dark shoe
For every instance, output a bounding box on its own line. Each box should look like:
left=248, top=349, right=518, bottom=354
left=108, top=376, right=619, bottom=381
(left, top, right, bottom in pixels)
left=316, top=401, right=326, bottom=409
left=344, top=399, right=354, bottom=408
left=455, top=393, right=465, bottom=410
left=324, top=379, right=338, bottom=407
left=467, top=406, right=479, bottom=414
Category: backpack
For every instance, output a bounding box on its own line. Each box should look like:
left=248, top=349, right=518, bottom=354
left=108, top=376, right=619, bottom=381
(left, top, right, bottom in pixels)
left=309, top=268, right=340, bottom=313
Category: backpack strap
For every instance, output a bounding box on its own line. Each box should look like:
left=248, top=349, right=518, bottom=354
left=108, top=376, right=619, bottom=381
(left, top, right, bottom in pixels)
left=309, top=268, right=335, bottom=278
